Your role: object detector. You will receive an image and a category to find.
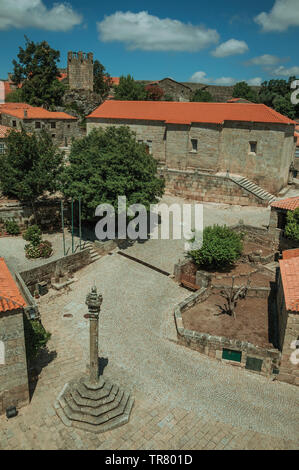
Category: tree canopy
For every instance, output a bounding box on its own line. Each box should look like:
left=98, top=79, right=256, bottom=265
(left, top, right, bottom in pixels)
left=285, top=208, right=299, bottom=242
left=61, top=126, right=165, bottom=221
left=232, top=81, right=258, bottom=102
left=191, top=88, right=213, bottom=102
left=257, top=77, right=299, bottom=119
left=11, top=36, right=65, bottom=108
left=93, top=60, right=112, bottom=99
left=113, top=75, right=147, bottom=101
left=0, top=129, right=63, bottom=208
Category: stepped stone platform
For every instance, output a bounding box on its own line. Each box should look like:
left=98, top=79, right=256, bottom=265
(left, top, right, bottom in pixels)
left=55, top=375, right=134, bottom=434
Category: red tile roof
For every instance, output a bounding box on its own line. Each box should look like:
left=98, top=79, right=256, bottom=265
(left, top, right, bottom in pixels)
left=0, top=102, right=32, bottom=110
left=279, top=255, right=299, bottom=312
left=86, top=101, right=296, bottom=125
left=0, top=105, right=76, bottom=120
left=0, top=258, right=26, bottom=312
left=271, top=196, right=299, bottom=211
left=283, top=249, right=299, bottom=260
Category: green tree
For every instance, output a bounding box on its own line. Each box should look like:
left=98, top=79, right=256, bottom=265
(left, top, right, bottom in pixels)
left=4, top=88, right=23, bottom=103
left=191, top=88, right=213, bottom=102
left=11, top=36, right=65, bottom=109
left=232, top=81, right=258, bottom=102
left=93, top=60, right=112, bottom=99
left=0, top=129, right=63, bottom=217
left=257, top=77, right=298, bottom=119
left=114, top=75, right=147, bottom=101
left=188, top=225, right=243, bottom=268
left=284, top=208, right=299, bottom=242
left=61, top=126, right=165, bottom=220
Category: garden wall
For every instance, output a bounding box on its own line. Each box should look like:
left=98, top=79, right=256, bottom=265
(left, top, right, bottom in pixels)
left=174, top=288, right=281, bottom=378
left=19, top=248, right=91, bottom=293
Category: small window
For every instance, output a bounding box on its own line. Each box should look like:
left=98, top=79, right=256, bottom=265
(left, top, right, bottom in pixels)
left=67, top=124, right=70, bottom=129
left=146, top=140, right=152, bottom=154
left=249, top=141, right=257, bottom=154
left=12, top=120, right=17, bottom=128
left=191, top=138, right=198, bottom=152
left=51, top=134, right=56, bottom=139
left=138, top=140, right=143, bottom=144
left=35, top=121, right=41, bottom=129
left=0, top=143, right=5, bottom=155
left=51, top=122, right=56, bottom=129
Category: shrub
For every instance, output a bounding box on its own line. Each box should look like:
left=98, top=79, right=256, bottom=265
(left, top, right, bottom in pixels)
left=25, top=240, right=53, bottom=259
left=285, top=208, right=299, bottom=242
left=4, top=219, right=20, bottom=235
left=23, top=224, right=42, bottom=245
left=188, top=225, right=243, bottom=268
left=23, top=316, right=51, bottom=363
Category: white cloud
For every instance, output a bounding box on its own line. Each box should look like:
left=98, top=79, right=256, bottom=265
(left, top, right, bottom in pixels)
left=245, top=54, right=282, bottom=66
left=254, top=0, right=299, bottom=32
left=97, top=11, right=219, bottom=51
left=272, top=65, right=299, bottom=76
left=189, top=71, right=262, bottom=86
left=0, top=0, right=83, bottom=31
left=212, top=39, right=249, bottom=58
left=247, top=77, right=263, bottom=86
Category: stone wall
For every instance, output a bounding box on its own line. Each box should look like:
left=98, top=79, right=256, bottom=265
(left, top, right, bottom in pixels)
left=0, top=310, right=29, bottom=415
left=276, top=273, right=299, bottom=386
left=0, top=113, right=79, bottom=147
left=67, top=51, right=94, bottom=92
left=20, top=249, right=91, bottom=293
left=174, top=289, right=281, bottom=378
left=87, top=117, right=295, bottom=195
left=158, top=168, right=269, bottom=206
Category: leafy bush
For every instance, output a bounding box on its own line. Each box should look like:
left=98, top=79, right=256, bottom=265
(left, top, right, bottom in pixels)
left=4, top=219, right=20, bottom=235
left=23, top=316, right=51, bottom=363
left=188, top=225, right=243, bottom=268
left=285, top=208, right=299, bottom=242
left=23, top=224, right=42, bottom=245
left=25, top=240, right=53, bottom=259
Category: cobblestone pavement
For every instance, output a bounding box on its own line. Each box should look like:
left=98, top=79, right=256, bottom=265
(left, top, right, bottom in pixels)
left=1, top=254, right=298, bottom=450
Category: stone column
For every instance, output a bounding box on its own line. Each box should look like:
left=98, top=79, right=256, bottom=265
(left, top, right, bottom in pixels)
left=85, top=287, right=103, bottom=384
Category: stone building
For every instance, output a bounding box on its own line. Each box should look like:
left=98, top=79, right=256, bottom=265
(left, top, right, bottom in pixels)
left=86, top=100, right=296, bottom=195
left=0, top=103, right=78, bottom=147
left=0, top=258, right=29, bottom=415
left=276, top=249, right=299, bottom=386
left=138, top=78, right=192, bottom=102
left=67, top=51, right=94, bottom=91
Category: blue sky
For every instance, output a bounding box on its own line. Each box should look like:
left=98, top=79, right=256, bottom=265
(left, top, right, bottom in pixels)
left=0, top=0, right=298, bottom=85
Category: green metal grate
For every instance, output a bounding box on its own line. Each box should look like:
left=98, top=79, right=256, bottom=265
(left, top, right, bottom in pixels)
left=222, top=348, right=242, bottom=362
left=245, top=356, right=263, bottom=372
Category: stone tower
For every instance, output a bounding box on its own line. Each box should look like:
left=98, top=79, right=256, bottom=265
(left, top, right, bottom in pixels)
left=67, top=51, right=94, bottom=91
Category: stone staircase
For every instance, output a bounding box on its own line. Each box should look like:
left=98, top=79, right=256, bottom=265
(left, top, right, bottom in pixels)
left=55, top=376, right=134, bottom=434
left=229, top=175, right=277, bottom=204
left=83, top=241, right=101, bottom=264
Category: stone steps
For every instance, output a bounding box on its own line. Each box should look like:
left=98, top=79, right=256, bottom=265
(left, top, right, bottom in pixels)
left=229, top=175, right=276, bottom=204
left=55, top=377, right=134, bottom=434
left=83, top=241, right=101, bottom=263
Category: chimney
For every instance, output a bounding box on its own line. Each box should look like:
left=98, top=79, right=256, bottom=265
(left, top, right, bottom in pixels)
left=24, top=109, right=28, bottom=118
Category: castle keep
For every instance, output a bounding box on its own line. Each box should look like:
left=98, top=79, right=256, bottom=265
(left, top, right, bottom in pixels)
left=67, top=52, right=94, bottom=91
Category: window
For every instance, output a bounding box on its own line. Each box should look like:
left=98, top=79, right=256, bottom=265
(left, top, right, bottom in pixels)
left=0, top=143, right=5, bottom=155
left=12, top=120, right=16, bottom=128
left=52, top=134, right=56, bottom=139
left=35, top=121, right=41, bottom=129
left=191, top=138, right=198, bottom=152
left=51, top=122, right=56, bottom=129
left=138, top=140, right=143, bottom=144
left=146, top=140, right=152, bottom=154
left=249, top=141, right=257, bottom=154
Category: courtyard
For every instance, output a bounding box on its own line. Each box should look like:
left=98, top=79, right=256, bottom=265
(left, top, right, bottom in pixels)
left=0, top=252, right=298, bottom=450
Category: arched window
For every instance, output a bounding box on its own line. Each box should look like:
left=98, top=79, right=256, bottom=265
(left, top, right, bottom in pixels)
left=0, top=340, right=5, bottom=365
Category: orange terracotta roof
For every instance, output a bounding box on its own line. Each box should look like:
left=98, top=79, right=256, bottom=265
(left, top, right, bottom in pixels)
left=283, top=249, right=299, bottom=260
left=86, top=101, right=296, bottom=125
left=0, top=258, right=26, bottom=312
left=0, top=106, right=76, bottom=120
left=58, top=73, right=67, bottom=82
left=271, top=196, right=299, bottom=211
left=0, top=102, right=32, bottom=110
left=279, top=256, right=299, bottom=312
left=110, top=77, right=120, bottom=86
